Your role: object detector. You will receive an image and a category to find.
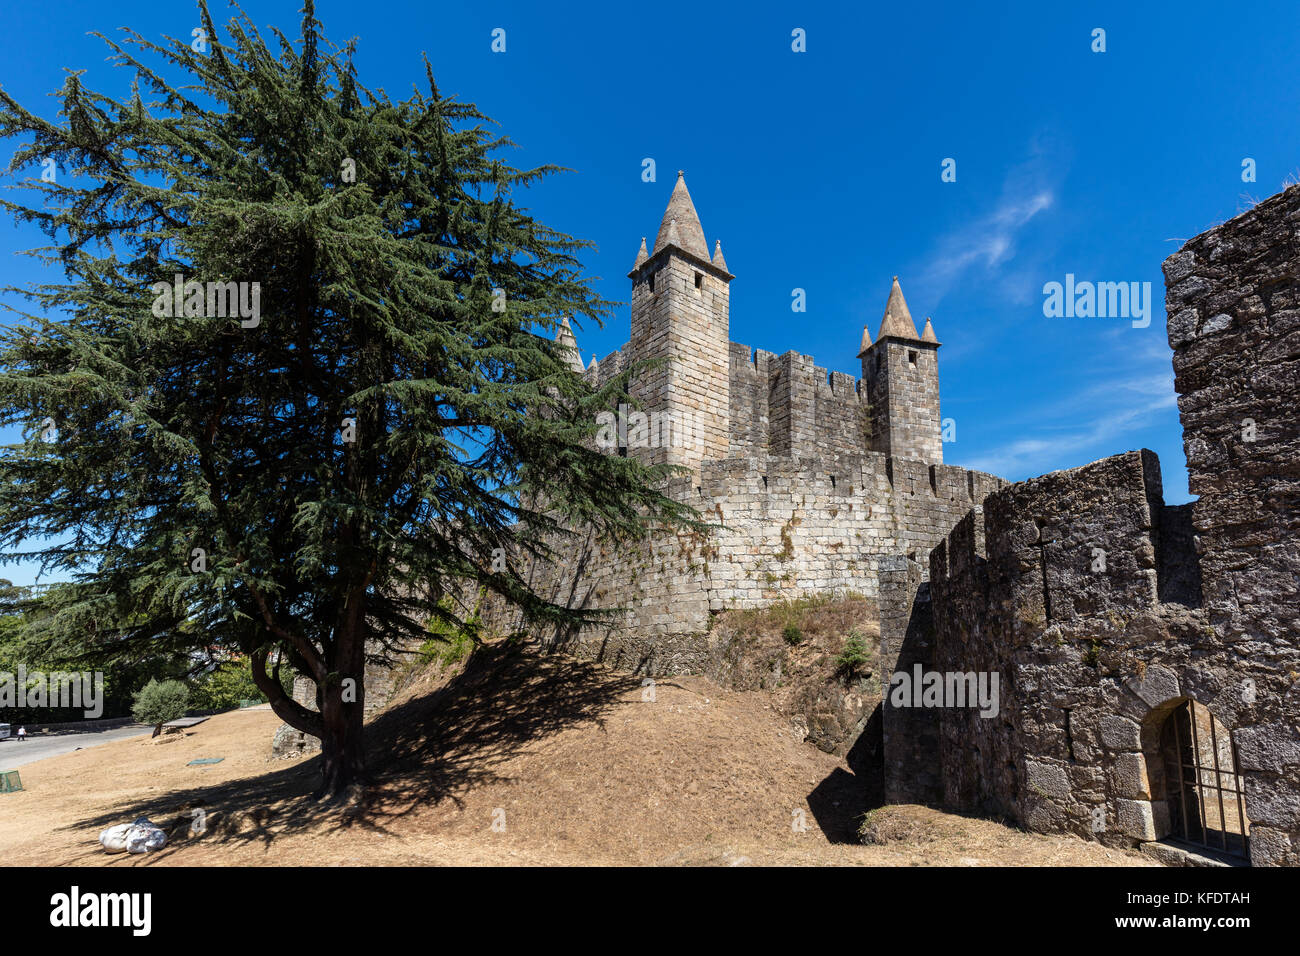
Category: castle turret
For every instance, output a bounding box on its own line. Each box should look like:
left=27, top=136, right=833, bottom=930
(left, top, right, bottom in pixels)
left=921, top=316, right=939, bottom=344
left=626, top=172, right=732, bottom=472
left=711, top=240, right=729, bottom=273
left=555, top=316, right=586, bottom=373
left=861, top=277, right=943, bottom=463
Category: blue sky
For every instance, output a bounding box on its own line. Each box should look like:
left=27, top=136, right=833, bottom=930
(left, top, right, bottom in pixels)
left=3, top=0, right=1299, bottom=585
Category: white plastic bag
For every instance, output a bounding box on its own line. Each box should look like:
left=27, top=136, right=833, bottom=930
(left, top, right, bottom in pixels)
left=98, top=823, right=132, bottom=853
left=124, top=817, right=167, bottom=854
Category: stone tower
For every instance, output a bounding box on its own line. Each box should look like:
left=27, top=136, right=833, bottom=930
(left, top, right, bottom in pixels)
left=626, top=172, right=733, bottom=473
left=860, top=277, right=942, bottom=463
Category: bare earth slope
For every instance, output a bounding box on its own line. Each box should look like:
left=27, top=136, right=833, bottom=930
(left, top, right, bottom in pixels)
left=0, top=643, right=1151, bottom=866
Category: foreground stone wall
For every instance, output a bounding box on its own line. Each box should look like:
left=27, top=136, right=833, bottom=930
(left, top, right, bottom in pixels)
left=880, top=185, right=1300, bottom=866
left=877, top=554, right=939, bottom=803
left=916, top=449, right=1300, bottom=865
left=1163, top=185, right=1300, bottom=863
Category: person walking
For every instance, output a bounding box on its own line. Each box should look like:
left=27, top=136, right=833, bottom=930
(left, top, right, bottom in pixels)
left=16, top=726, right=26, bottom=742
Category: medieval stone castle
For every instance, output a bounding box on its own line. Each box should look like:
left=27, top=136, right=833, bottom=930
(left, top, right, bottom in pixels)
left=526, top=172, right=1005, bottom=673
left=507, top=174, right=1300, bottom=868
left=274, top=174, right=1298, bottom=867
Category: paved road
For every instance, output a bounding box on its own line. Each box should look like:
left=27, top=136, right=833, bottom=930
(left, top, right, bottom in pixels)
left=0, top=724, right=152, bottom=769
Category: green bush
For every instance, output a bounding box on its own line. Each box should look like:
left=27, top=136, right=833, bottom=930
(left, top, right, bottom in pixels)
left=835, top=629, right=871, bottom=676
left=191, top=660, right=267, bottom=711
left=782, top=623, right=803, bottom=646
left=132, top=678, right=191, bottom=736
left=417, top=629, right=474, bottom=667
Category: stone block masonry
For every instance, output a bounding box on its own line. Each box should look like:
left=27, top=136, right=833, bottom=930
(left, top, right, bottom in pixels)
left=497, top=446, right=1002, bottom=676
left=879, top=184, right=1300, bottom=866
left=482, top=174, right=1004, bottom=676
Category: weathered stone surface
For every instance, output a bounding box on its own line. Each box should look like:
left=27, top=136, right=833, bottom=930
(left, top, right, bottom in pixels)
left=1117, top=799, right=1157, bottom=840
left=1110, top=752, right=1151, bottom=799
left=891, top=185, right=1300, bottom=867
left=1127, top=666, right=1181, bottom=708
left=1243, top=774, right=1300, bottom=829
left=1234, top=723, right=1300, bottom=774
left=1100, top=715, right=1142, bottom=751
left=1026, top=761, right=1072, bottom=801
left=1248, top=825, right=1300, bottom=866
left=271, top=722, right=320, bottom=759
left=1140, top=841, right=1233, bottom=867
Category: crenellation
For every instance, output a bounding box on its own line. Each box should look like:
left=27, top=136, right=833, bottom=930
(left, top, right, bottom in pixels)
left=490, top=175, right=1001, bottom=698
left=878, top=185, right=1300, bottom=866
left=475, top=172, right=1300, bottom=867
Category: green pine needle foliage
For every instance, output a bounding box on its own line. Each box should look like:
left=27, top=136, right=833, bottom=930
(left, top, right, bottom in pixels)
left=0, top=1, right=703, bottom=784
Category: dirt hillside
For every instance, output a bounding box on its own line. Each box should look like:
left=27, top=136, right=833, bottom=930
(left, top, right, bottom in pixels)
left=0, top=641, right=1152, bottom=866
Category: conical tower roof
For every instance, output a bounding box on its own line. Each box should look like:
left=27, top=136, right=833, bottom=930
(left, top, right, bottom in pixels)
left=857, top=324, right=873, bottom=358
left=555, top=316, right=585, bottom=373
left=631, top=237, right=649, bottom=272
left=877, top=276, right=922, bottom=341
left=662, top=217, right=683, bottom=251
left=712, top=239, right=729, bottom=273
left=652, top=171, right=710, bottom=260
left=921, top=316, right=940, bottom=344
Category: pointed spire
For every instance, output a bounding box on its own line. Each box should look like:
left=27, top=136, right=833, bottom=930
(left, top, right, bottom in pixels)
left=555, top=316, right=585, bottom=373
left=632, top=236, right=649, bottom=272
left=711, top=239, right=729, bottom=273
left=587, top=354, right=599, bottom=374
left=877, top=276, right=921, bottom=342
left=921, top=316, right=939, bottom=344
left=652, top=171, right=710, bottom=260
left=857, top=324, right=872, bottom=358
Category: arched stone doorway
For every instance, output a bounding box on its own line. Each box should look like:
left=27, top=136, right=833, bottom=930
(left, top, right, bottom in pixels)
left=1152, top=697, right=1251, bottom=860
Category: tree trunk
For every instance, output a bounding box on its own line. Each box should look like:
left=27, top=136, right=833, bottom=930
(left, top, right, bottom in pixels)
left=247, top=594, right=370, bottom=800
left=315, top=610, right=368, bottom=800
left=317, top=684, right=366, bottom=799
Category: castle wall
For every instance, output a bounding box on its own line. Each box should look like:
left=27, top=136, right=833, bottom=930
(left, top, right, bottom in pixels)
left=727, top=343, right=881, bottom=461
left=875, top=186, right=1300, bottom=867
left=921, top=452, right=1185, bottom=829
left=1164, top=187, right=1300, bottom=648
left=877, top=555, right=940, bottom=804
left=493, top=449, right=1002, bottom=677
left=1161, top=184, right=1300, bottom=864
left=896, top=380, right=1298, bottom=867
left=727, top=342, right=770, bottom=456
left=818, top=368, right=870, bottom=458
left=913, top=449, right=1300, bottom=864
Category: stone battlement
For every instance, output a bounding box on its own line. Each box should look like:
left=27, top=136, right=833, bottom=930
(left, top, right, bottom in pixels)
left=491, top=176, right=1001, bottom=673
left=878, top=184, right=1300, bottom=867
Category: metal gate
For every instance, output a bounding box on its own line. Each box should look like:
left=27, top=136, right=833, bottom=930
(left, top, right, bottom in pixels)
left=1162, top=699, right=1249, bottom=859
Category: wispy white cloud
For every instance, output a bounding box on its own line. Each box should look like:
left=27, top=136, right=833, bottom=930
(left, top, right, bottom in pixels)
left=963, top=355, right=1178, bottom=478
left=915, top=151, right=1061, bottom=305
left=964, top=390, right=1176, bottom=477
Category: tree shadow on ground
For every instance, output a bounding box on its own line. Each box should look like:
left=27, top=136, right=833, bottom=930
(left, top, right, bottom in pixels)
left=54, top=641, right=641, bottom=862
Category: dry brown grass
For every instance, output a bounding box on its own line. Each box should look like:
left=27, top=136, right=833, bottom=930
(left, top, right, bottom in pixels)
left=0, top=641, right=1154, bottom=866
